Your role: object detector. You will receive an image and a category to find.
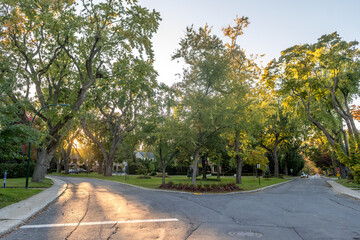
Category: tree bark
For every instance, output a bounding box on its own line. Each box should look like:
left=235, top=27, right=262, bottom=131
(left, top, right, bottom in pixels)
left=162, top=166, right=166, bottom=185
left=273, top=137, right=279, bottom=178
left=273, top=150, right=279, bottom=178
left=32, top=148, right=56, bottom=182
left=56, top=158, right=61, bottom=173
left=104, top=157, right=113, bottom=176
left=217, top=165, right=221, bottom=179
left=98, top=158, right=104, bottom=174
left=339, top=163, right=346, bottom=179
left=201, top=154, right=207, bottom=180
left=284, top=157, right=288, bottom=176
left=61, top=148, right=69, bottom=174
left=235, top=129, right=242, bottom=184
left=192, top=146, right=201, bottom=185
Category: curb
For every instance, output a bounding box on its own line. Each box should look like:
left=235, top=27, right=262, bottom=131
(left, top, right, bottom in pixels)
left=327, top=180, right=360, bottom=200
left=0, top=176, right=67, bottom=237
left=92, top=177, right=294, bottom=196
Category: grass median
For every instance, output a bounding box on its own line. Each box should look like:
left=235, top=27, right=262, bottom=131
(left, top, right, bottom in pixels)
left=50, top=172, right=289, bottom=192
left=336, top=179, right=360, bottom=190
left=0, top=178, right=53, bottom=209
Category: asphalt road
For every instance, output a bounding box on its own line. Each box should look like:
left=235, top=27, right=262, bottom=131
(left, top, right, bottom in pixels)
left=2, top=176, right=360, bottom=240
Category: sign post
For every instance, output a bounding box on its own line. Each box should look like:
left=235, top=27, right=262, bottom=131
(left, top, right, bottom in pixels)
left=257, top=164, right=261, bottom=185
left=3, top=170, right=7, bottom=188
left=123, top=162, right=128, bottom=180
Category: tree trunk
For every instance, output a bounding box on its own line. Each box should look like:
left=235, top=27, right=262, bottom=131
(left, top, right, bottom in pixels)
left=104, top=159, right=113, bottom=176
left=98, top=158, right=104, bottom=174
left=202, top=154, right=207, bottom=180
left=104, top=150, right=113, bottom=176
left=56, top=158, right=61, bottom=173
left=339, top=163, right=346, bottom=179
left=284, top=157, right=288, bottom=176
left=217, top=165, right=221, bottom=179
left=61, top=148, right=69, bottom=174
left=104, top=148, right=116, bottom=176
left=235, top=129, right=242, bottom=184
left=273, top=151, right=279, bottom=178
left=273, top=139, right=279, bottom=178
left=162, top=166, right=166, bottom=185
left=32, top=149, right=55, bottom=182
left=192, top=146, right=201, bottom=185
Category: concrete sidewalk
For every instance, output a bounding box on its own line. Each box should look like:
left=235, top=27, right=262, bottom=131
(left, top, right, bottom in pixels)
left=0, top=176, right=67, bottom=236
left=327, top=180, right=360, bottom=200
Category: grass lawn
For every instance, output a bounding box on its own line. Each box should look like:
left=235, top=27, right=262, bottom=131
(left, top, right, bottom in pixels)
left=0, top=177, right=53, bottom=209
left=50, top=172, right=288, bottom=191
left=4, top=177, right=53, bottom=188
left=336, top=179, right=360, bottom=190
left=0, top=188, right=43, bottom=209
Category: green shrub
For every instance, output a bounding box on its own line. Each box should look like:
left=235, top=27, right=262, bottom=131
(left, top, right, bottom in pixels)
left=136, top=175, right=151, bottom=179
left=136, top=167, right=148, bottom=176
left=264, top=171, right=271, bottom=178
left=0, top=162, right=36, bottom=178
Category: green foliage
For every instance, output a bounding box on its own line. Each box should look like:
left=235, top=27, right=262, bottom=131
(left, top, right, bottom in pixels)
left=0, top=0, right=161, bottom=180
left=265, top=32, right=360, bottom=180
left=244, top=147, right=269, bottom=171
left=264, top=171, right=271, bottom=178
left=335, top=135, right=360, bottom=183
left=173, top=24, right=230, bottom=185
left=0, top=162, right=36, bottom=178
left=280, top=140, right=305, bottom=175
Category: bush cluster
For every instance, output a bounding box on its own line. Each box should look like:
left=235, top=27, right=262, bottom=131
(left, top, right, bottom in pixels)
left=0, top=162, right=36, bottom=178
left=159, top=181, right=242, bottom=192
left=136, top=175, right=151, bottom=179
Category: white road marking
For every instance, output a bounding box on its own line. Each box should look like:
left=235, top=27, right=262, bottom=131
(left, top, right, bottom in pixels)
left=20, top=218, right=179, bottom=229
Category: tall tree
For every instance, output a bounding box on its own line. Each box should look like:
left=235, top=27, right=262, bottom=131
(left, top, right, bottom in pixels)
left=222, top=16, right=261, bottom=184
left=82, top=57, right=157, bottom=176
left=265, top=32, right=360, bottom=181
left=0, top=0, right=160, bottom=181
left=258, top=103, right=295, bottom=177
left=173, top=25, right=229, bottom=185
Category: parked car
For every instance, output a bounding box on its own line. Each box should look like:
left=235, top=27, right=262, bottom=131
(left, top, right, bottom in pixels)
left=68, top=169, right=78, bottom=174
left=78, top=168, right=87, bottom=173
left=300, top=172, right=308, bottom=178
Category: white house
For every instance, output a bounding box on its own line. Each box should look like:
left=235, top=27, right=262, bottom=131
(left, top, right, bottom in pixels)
left=134, top=151, right=155, bottom=161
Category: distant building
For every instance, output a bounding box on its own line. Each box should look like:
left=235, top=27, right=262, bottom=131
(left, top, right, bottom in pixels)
left=134, top=151, right=155, bottom=160
left=113, top=151, right=155, bottom=172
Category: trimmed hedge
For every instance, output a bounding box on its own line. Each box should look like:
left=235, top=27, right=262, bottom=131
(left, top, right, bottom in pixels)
left=0, top=162, right=36, bottom=178
left=159, top=181, right=242, bottom=193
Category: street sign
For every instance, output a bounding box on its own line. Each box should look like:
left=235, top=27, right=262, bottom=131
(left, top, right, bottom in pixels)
left=336, top=167, right=340, bottom=173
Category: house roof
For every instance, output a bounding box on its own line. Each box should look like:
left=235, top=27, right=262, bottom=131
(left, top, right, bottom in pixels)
left=134, top=151, right=154, bottom=160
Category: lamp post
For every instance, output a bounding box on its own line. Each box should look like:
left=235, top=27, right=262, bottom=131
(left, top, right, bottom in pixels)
left=26, top=104, right=69, bottom=189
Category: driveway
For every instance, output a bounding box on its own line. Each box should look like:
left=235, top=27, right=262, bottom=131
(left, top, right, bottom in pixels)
left=2, top=177, right=360, bottom=240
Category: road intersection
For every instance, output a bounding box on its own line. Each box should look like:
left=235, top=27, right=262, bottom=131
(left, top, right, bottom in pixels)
left=1, top=176, right=360, bottom=239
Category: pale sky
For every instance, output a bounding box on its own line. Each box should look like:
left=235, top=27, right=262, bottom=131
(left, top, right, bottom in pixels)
left=137, top=0, right=360, bottom=86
